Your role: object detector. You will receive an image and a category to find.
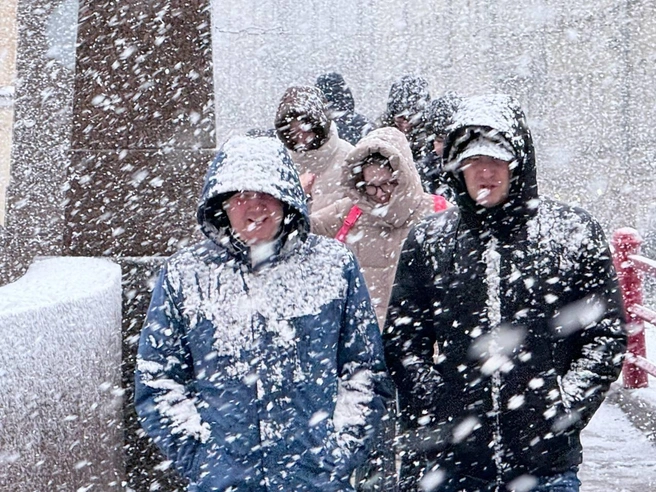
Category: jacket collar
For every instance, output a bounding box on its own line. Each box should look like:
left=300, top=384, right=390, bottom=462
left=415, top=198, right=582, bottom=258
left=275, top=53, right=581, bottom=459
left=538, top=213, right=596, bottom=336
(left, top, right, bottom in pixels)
left=289, top=123, right=342, bottom=176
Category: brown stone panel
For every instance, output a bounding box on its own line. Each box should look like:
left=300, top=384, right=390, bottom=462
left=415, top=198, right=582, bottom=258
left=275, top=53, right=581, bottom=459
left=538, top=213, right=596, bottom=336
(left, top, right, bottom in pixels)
left=73, top=0, right=215, bottom=150
left=118, top=257, right=187, bottom=492
left=64, top=149, right=214, bottom=256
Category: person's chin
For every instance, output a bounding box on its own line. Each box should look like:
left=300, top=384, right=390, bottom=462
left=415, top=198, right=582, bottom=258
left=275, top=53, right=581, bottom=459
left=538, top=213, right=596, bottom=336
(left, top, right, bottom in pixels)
left=246, top=231, right=276, bottom=245
left=478, top=197, right=503, bottom=208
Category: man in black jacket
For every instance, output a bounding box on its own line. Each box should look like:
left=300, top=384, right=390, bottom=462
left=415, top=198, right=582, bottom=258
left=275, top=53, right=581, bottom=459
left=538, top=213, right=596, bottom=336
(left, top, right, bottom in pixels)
left=384, top=94, right=626, bottom=492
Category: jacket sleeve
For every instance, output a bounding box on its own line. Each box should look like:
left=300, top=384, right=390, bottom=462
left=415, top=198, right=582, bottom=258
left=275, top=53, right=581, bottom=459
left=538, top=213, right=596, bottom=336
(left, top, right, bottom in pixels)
left=557, top=216, right=627, bottom=430
left=382, top=226, right=442, bottom=429
left=310, top=197, right=353, bottom=239
left=330, top=252, right=393, bottom=478
left=134, top=265, right=210, bottom=481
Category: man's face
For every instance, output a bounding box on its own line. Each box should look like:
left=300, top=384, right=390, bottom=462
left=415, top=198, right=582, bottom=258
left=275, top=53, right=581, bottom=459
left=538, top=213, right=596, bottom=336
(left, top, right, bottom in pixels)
left=433, top=136, right=445, bottom=156
left=393, top=115, right=413, bottom=135
left=224, top=192, right=284, bottom=244
left=288, top=119, right=317, bottom=151
left=361, top=165, right=398, bottom=205
left=461, top=156, right=511, bottom=208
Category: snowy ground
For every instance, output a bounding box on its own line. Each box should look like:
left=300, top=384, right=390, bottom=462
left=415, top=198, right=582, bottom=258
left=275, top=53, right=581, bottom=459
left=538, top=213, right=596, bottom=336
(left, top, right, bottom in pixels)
left=580, top=400, right=656, bottom=491
left=632, top=322, right=656, bottom=407
left=579, top=322, right=656, bottom=491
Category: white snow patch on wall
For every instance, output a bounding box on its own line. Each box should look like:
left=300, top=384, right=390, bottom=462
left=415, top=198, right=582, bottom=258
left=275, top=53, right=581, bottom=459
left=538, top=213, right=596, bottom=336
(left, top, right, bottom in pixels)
left=0, top=257, right=124, bottom=491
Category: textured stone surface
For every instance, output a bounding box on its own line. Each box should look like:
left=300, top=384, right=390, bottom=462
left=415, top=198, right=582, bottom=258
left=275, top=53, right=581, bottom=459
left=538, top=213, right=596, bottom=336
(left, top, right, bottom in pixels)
left=0, top=257, right=124, bottom=491
left=118, top=257, right=187, bottom=492
left=0, top=0, right=76, bottom=285
left=65, top=149, right=210, bottom=257
left=0, top=0, right=215, bottom=284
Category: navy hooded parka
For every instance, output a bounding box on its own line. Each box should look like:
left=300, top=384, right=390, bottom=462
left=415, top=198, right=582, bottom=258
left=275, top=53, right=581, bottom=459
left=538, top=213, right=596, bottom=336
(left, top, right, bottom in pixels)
left=135, top=136, right=390, bottom=492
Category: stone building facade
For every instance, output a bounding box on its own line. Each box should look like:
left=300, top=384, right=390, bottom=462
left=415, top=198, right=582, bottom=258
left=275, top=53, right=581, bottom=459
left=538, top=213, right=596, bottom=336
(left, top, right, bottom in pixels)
left=0, top=0, right=17, bottom=227
left=213, top=0, right=656, bottom=237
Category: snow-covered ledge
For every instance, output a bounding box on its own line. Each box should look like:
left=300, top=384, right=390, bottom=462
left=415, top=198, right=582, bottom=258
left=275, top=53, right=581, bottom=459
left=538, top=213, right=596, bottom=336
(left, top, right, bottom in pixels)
left=0, top=257, right=124, bottom=490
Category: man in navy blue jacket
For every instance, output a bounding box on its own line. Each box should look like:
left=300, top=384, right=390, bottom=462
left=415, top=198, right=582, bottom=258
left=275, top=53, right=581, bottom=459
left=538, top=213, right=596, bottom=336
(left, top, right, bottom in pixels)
left=135, top=135, right=391, bottom=491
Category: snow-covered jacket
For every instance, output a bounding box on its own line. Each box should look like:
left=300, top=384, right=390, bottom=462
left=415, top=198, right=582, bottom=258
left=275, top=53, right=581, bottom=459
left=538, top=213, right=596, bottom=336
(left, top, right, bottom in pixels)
left=416, top=93, right=461, bottom=197
left=135, top=136, right=390, bottom=492
left=416, top=151, right=456, bottom=201
left=383, top=95, right=627, bottom=488
left=311, top=127, right=440, bottom=328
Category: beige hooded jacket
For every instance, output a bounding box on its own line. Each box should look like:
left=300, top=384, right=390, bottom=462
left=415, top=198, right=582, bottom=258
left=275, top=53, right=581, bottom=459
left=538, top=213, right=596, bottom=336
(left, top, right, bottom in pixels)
left=312, top=127, right=447, bottom=327
left=289, top=123, right=353, bottom=211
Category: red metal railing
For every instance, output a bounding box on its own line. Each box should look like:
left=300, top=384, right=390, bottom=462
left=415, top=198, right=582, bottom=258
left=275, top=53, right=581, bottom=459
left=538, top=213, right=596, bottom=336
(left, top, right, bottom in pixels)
left=612, top=228, right=656, bottom=389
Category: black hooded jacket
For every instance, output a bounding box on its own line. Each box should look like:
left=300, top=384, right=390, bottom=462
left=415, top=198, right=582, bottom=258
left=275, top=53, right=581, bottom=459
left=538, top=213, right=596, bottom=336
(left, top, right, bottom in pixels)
left=316, top=72, right=372, bottom=146
left=383, top=94, right=626, bottom=488
left=378, top=75, right=432, bottom=165
left=274, top=86, right=332, bottom=152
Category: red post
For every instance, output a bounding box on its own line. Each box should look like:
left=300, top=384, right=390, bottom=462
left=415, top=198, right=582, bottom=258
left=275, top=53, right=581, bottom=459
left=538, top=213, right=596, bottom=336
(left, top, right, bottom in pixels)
left=612, top=228, right=648, bottom=389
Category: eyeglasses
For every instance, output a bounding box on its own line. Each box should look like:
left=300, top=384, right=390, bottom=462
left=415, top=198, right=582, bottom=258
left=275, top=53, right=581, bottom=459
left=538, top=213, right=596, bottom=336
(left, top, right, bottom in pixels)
left=359, top=180, right=399, bottom=196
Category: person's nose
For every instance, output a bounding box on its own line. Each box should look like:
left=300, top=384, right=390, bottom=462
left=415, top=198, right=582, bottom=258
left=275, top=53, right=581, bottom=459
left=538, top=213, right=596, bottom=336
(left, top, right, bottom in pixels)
left=478, top=164, right=494, bottom=178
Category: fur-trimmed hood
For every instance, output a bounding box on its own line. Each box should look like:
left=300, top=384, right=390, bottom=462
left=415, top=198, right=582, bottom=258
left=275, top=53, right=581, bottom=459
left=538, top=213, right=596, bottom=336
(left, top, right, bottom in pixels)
left=345, top=127, right=429, bottom=229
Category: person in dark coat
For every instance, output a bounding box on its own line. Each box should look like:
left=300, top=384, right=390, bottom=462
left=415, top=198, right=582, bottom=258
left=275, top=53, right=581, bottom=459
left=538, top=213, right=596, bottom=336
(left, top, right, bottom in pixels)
left=377, top=75, right=432, bottom=166
left=383, top=94, right=627, bottom=492
left=135, top=135, right=391, bottom=492
left=416, top=92, right=461, bottom=199
left=316, top=72, right=373, bottom=145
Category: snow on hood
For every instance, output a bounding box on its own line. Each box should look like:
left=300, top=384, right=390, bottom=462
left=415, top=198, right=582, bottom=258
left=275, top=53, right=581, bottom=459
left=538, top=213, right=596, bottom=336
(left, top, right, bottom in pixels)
left=425, top=91, right=462, bottom=138
left=316, top=72, right=356, bottom=113
left=442, top=94, right=538, bottom=232
left=0, top=257, right=121, bottom=317
left=196, top=136, right=310, bottom=246
left=384, top=75, right=431, bottom=121
left=344, top=127, right=427, bottom=228
left=274, top=85, right=331, bottom=151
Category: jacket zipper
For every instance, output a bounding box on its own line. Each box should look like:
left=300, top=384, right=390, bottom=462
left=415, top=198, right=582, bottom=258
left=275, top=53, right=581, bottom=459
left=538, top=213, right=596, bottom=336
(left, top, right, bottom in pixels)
left=484, top=237, right=505, bottom=490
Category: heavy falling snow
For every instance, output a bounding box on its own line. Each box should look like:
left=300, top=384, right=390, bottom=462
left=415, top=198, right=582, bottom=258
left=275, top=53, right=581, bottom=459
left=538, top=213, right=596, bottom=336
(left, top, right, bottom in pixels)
left=0, top=0, right=655, bottom=491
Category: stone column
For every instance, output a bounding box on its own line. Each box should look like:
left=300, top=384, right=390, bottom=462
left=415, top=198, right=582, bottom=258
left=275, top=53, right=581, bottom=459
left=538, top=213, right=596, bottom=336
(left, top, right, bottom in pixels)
left=66, top=0, right=216, bottom=257
left=69, top=2, right=216, bottom=491
left=0, top=0, right=18, bottom=227
left=0, top=257, right=124, bottom=491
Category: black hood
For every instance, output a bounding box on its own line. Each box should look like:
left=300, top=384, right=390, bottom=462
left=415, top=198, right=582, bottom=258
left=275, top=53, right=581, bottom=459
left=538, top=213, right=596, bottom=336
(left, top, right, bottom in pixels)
left=380, top=75, right=431, bottom=127
left=316, top=72, right=355, bottom=113
left=274, top=86, right=331, bottom=151
left=442, top=94, right=538, bottom=236
left=425, top=91, right=462, bottom=139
